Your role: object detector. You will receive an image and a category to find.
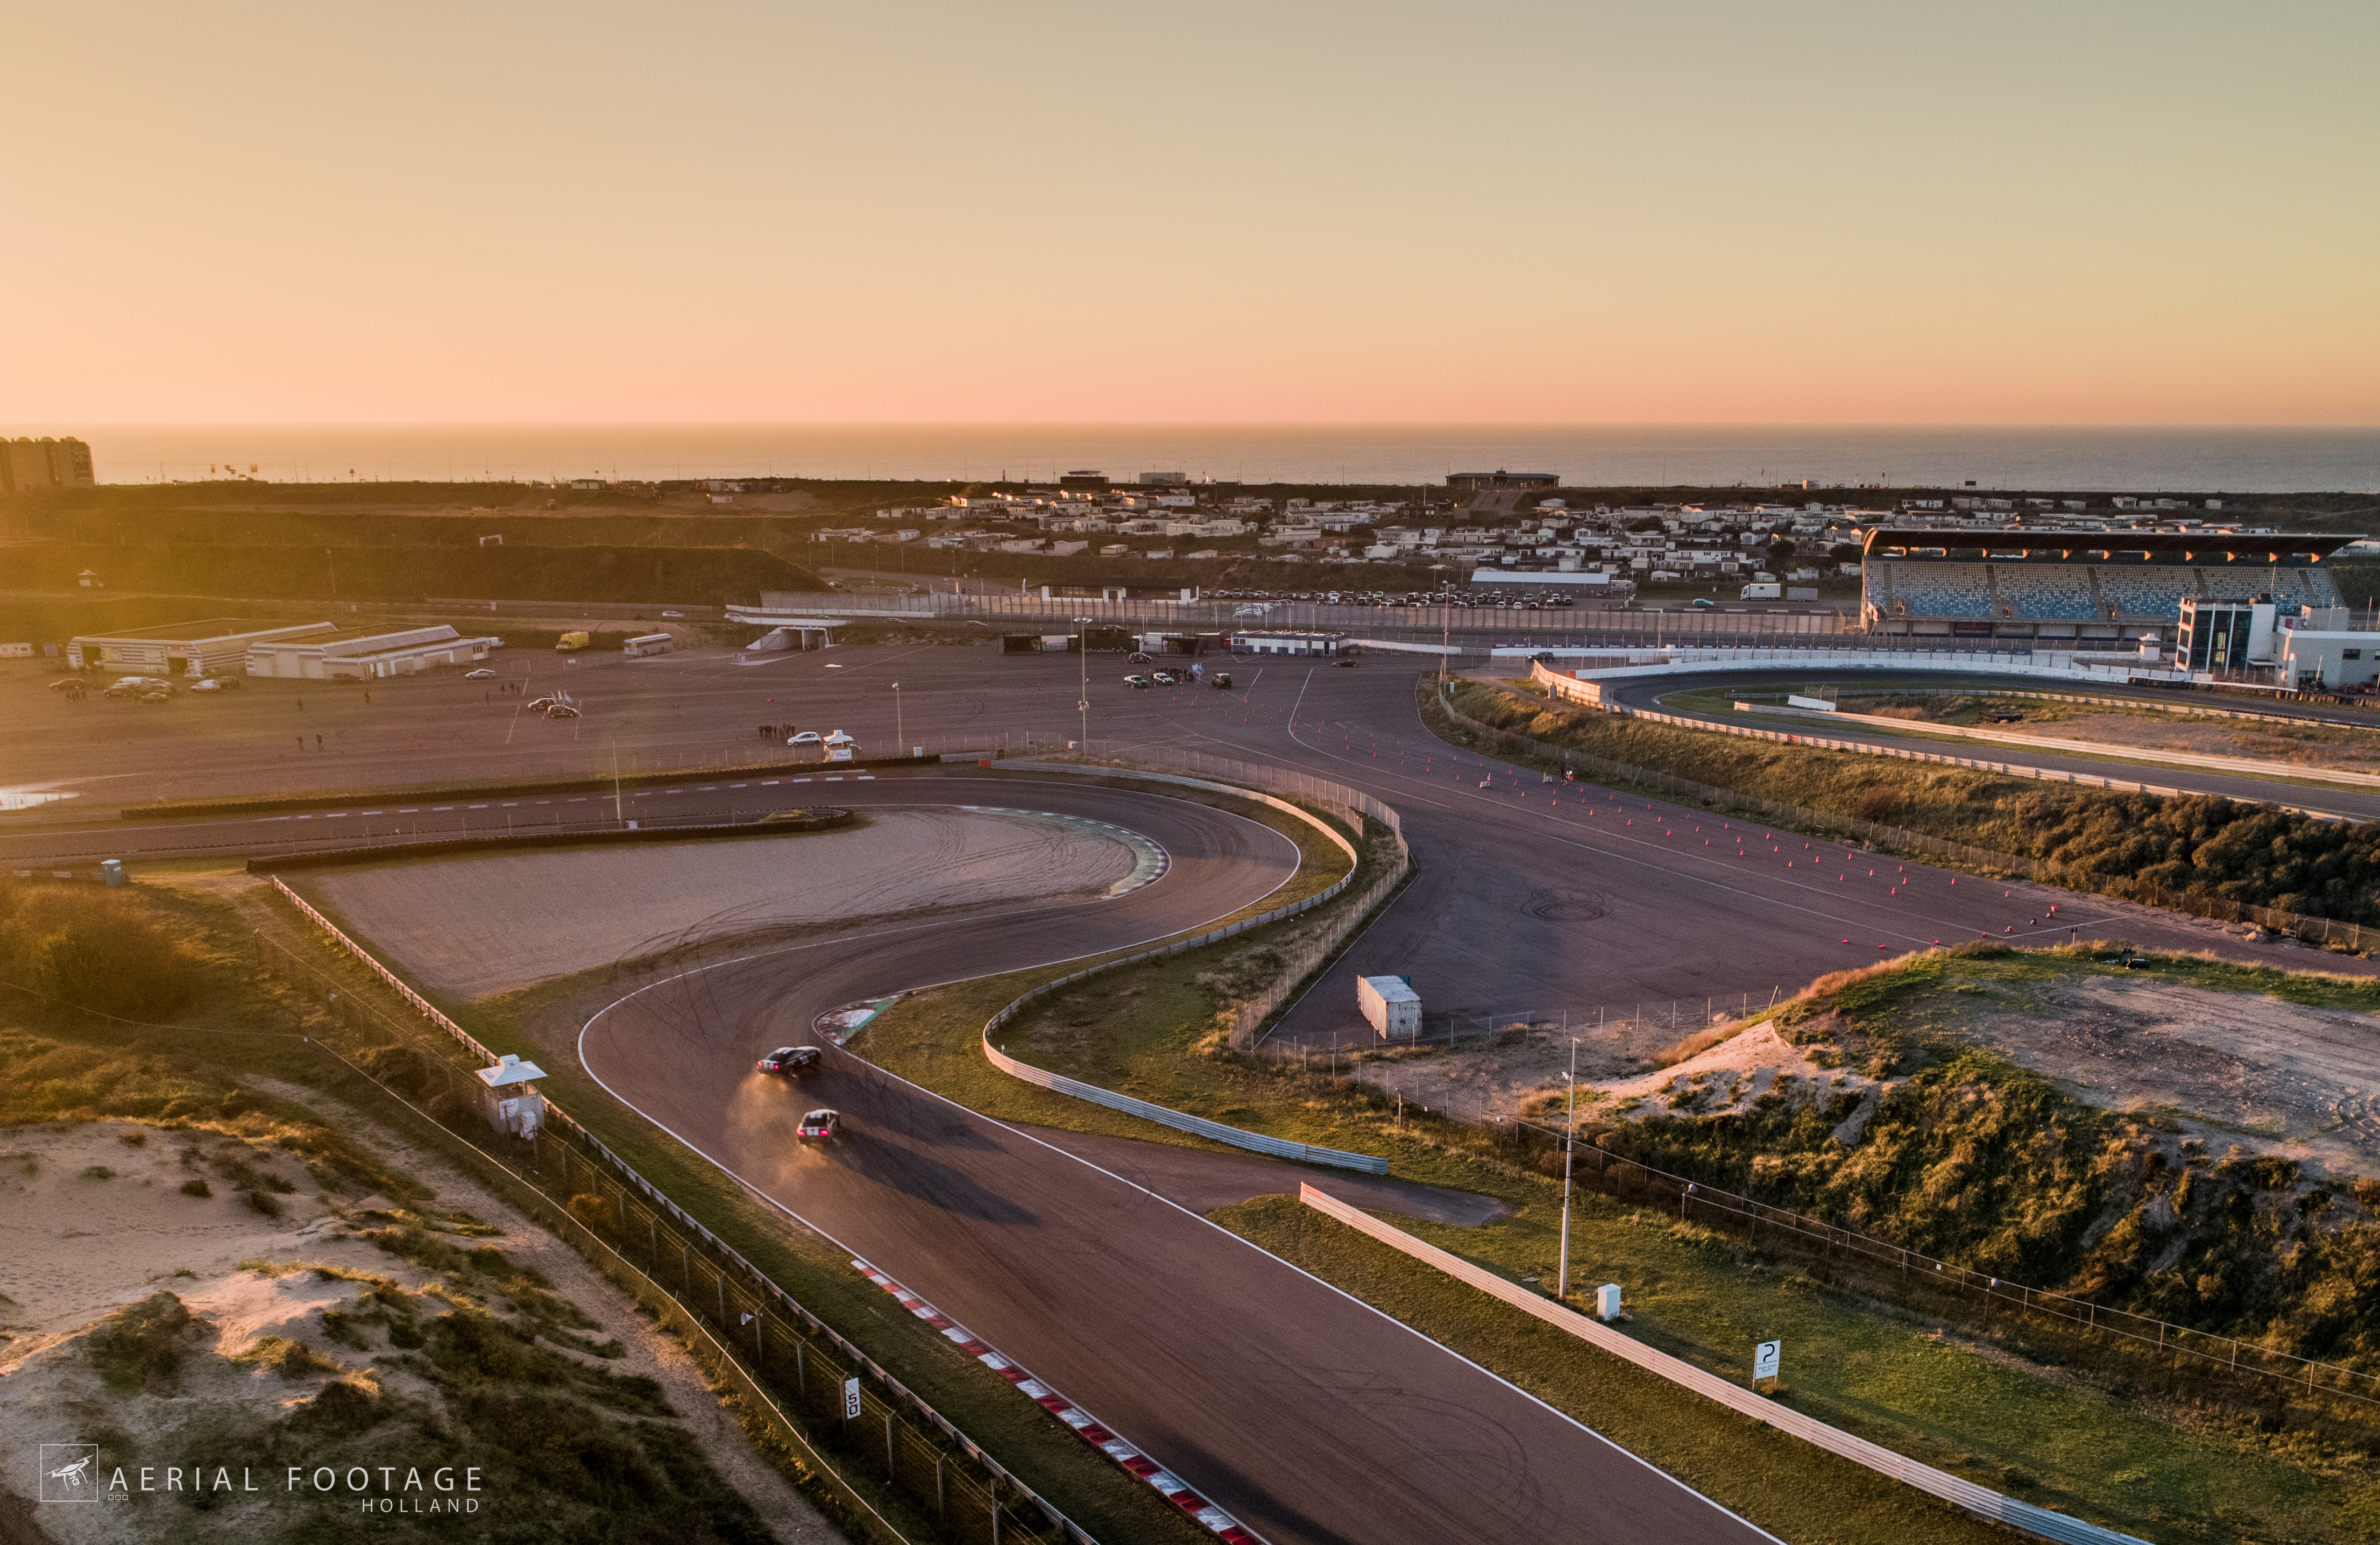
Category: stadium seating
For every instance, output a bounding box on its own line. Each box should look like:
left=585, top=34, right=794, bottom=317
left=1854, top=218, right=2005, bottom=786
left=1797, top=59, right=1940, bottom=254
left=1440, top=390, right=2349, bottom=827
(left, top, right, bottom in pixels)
left=1994, top=566, right=2100, bottom=620
left=2091, top=565, right=2192, bottom=621
left=2201, top=566, right=2343, bottom=610
left=1878, top=562, right=1992, bottom=619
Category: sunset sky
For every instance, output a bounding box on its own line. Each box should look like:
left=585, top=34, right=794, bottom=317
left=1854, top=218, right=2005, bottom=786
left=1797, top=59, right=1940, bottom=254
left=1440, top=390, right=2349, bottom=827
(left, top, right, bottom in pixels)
left=7, top=1, right=2374, bottom=426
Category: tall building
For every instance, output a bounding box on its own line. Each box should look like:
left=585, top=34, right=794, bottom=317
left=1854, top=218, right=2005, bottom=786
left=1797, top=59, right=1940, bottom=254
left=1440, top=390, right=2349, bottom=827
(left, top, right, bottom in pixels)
left=0, top=436, right=95, bottom=492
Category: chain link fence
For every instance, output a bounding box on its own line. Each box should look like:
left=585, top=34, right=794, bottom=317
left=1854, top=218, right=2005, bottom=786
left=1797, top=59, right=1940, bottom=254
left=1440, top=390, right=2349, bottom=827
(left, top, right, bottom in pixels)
left=251, top=903, right=1092, bottom=1545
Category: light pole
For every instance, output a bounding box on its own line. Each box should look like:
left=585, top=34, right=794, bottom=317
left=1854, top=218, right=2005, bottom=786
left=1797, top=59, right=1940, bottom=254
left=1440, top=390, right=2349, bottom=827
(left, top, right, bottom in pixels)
left=891, top=681, right=904, bottom=755
left=1074, top=617, right=1093, bottom=754
left=1557, top=1038, right=1578, bottom=1301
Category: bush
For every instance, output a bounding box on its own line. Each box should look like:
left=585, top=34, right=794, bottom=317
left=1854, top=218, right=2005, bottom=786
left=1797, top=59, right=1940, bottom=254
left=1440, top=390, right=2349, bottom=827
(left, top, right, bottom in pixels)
left=88, top=1291, right=194, bottom=1392
left=181, top=1177, right=212, bottom=1197
left=0, top=891, right=199, bottom=1020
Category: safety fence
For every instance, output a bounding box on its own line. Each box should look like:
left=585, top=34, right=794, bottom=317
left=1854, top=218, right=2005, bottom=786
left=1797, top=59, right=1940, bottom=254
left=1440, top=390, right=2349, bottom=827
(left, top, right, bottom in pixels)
left=1297, top=1186, right=2155, bottom=1545
left=261, top=882, right=1095, bottom=1545
left=748, top=589, right=1846, bottom=641
left=980, top=755, right=1412, bottom=1173
left=1454, top=672, right=2380, bottom=953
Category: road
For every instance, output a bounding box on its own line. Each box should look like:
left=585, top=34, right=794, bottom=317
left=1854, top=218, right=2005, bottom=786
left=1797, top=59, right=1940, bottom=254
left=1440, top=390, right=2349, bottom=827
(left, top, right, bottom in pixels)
left=576, top=788, right=1773, bottom=1544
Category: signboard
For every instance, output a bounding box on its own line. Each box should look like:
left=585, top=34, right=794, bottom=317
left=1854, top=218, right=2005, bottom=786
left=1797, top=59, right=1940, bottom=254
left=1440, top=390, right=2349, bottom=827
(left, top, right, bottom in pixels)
left=843, top=1376, right=862, bottom=1420
left=1752, top=1340, right=1782, bottom=1385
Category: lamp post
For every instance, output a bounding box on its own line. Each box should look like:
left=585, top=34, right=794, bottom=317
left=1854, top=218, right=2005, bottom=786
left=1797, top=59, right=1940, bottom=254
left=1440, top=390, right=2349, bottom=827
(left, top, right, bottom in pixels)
left=1074, top=617, right=1093, bottom=753
left=1557, top=1038, right=1578, bottom=1301
left=891, top=681, right=904, bottom=754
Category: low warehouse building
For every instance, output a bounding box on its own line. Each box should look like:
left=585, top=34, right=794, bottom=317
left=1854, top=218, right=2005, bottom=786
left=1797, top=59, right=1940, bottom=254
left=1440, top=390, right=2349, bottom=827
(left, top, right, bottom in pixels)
left=1230, top=628, right=1348, bottom=657
left=245, top=623, right=501, bottom=679
left=68, top=619, right=335, bottom=675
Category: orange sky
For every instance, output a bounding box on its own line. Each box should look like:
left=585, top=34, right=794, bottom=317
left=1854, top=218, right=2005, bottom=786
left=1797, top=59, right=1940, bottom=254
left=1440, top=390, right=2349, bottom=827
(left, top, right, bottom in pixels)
left=5, top=1, right=2374, bottom=425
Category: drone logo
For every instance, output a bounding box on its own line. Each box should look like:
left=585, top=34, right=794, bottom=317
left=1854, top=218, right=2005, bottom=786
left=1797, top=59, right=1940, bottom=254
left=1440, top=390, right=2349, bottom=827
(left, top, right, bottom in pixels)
left=40, top=1444, right=100, bottom=1503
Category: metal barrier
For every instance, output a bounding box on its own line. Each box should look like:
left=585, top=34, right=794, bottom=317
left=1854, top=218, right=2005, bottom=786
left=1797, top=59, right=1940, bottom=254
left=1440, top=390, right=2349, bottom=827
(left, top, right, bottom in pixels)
left=976, top=757, right=1409, bottom=1174
left=1297, top=1186, right=2152, bottom=1545
left=264, top=879, right=1095, bottom=1543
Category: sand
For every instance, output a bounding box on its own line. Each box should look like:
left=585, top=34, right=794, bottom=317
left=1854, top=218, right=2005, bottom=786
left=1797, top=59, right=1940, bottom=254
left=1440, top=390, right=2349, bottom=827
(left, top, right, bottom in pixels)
left=306, top=806, right=1144, bottom=998
left=0, top=1115, right=833, bottom=1543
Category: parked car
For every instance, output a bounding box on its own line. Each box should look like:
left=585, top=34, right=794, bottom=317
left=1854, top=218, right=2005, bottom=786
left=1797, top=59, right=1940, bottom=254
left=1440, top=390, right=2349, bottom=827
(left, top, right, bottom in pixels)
left=757, top=1046, right=823, bottom=1076
left=661, top=610, right=684, bottom=619
left=1123, top=674, right=1152, bottom=689
left=1127, top=651, right=1154, bottom=664
left=796, top=1109, right=841, bottom=1142
left=787, top=731, right=823, bottom=746
left=465, top=668, right=496, bottom=678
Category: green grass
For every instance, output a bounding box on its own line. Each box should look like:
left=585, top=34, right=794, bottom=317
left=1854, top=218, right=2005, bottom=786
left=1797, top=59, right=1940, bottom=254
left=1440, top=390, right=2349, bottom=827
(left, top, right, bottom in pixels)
left=855, top=872, right=2380, bottom=1542
left=1215, top=1194, right=2371, bottom=1545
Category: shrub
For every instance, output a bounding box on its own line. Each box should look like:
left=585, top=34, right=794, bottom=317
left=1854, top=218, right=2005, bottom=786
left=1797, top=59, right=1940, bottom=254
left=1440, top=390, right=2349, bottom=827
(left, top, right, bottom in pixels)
left=0, top=891, right=200, bottom=1020
left=181, top=1177, right=212, bottom=1197
left=88, top=1292, right=194, bottom=1392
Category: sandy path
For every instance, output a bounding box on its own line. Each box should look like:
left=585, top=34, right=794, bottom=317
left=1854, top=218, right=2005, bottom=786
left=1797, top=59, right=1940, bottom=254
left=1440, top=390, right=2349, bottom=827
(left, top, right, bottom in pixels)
left=307, top=807, right=1141, bottom=998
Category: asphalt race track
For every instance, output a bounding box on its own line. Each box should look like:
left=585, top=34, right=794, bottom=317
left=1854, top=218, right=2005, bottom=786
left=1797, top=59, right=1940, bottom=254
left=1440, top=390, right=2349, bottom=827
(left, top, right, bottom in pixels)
left=1607, top=668, right=2380, bottom=823
left=576, top=838, right=1775, bottom=1545
left=8, top=642, right=2370, bottom=1543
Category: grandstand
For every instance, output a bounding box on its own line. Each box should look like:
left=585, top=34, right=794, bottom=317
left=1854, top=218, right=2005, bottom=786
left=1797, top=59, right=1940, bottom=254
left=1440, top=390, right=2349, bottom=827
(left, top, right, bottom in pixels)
left=1860, top=528, right=2355, bottom=647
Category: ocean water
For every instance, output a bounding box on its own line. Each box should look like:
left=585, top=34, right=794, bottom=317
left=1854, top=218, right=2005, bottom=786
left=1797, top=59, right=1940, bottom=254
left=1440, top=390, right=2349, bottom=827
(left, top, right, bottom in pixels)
left=76, top=423, right=2380, bottom=494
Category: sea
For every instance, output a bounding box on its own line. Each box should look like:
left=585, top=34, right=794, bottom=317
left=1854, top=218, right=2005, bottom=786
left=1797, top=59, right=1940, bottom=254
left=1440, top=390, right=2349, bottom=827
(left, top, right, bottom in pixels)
left=69, top=424, right=2380, bottom=494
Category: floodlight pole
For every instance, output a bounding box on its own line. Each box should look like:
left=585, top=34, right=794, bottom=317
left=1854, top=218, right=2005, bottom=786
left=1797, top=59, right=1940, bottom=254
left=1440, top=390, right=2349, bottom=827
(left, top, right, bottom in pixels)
left=892, top=682, right=904, bottom=753
left=1558, top=1037, right=1578, bottom=1301
left=1075, top=618, right=1093, bottom=754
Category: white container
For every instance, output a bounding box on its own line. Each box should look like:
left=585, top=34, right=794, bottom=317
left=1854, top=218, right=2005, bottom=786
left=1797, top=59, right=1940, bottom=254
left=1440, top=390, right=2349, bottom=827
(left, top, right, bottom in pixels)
left=1357, top=975, right=1421, bottom=1039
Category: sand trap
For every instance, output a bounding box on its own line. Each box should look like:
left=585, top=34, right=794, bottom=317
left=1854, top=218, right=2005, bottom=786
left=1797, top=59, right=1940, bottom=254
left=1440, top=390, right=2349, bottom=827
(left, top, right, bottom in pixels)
left=307, top=807, right=1145, bottom=998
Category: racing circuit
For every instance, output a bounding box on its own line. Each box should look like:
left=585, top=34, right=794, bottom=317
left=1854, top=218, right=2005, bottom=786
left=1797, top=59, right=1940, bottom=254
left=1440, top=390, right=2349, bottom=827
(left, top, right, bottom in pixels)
left=5, top=635, right=2374, bottom=1544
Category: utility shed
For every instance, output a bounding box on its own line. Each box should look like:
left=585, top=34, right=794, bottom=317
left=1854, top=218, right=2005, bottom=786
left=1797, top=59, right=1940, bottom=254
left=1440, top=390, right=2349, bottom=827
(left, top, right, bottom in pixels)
left=1358, top=975, right=1420, bottom=1039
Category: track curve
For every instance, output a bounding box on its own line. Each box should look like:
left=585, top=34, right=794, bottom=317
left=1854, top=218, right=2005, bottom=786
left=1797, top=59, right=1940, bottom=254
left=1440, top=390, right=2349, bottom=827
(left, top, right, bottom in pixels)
left=577, top=773, right=1774, bottom=1545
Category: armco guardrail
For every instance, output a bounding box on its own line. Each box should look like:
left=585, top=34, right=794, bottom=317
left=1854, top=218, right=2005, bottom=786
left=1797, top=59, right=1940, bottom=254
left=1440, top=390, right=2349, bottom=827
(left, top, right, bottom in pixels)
left=265, top=877, right=1097, bottom=1543
left=1297, top=1185, right=2151, bottom=1545
left=978, top=755, right=1408, bottom=1174
left=1465, top=674, right=2380, bottom=952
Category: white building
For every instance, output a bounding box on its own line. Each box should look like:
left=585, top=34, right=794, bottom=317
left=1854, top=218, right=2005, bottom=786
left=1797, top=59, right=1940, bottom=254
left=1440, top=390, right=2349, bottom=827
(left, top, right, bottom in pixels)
left=246, top=624, right=503, bottom=680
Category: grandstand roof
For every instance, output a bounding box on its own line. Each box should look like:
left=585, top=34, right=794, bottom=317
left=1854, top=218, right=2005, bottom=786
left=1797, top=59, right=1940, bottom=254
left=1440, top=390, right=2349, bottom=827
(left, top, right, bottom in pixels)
left=1864, top=528, right=2358, bottom=563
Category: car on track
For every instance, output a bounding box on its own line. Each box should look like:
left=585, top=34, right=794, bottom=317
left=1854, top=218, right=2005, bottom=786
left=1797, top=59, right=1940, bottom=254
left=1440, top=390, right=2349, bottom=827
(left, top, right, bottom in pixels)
left=465, top=668, right=496, bottom=678
left=787, top=730, right=823, bottom=746
left=756, top=1045, right=823, bottom=1075
left=661, top=610, right=684, bottom=618
left=1689, top=598, right=1715, bottom=609
left=1151, top=670, right=1178, bottom=685
left=796, top=1109, right=841, bottom=1142
left=1123, top=674, right=1152, bottom=689
left=190, top=677, right=239, bottom=691
left=1210, top=671, right=1232, bottom=689
left=1127, top=651, right=1154, bottom=664
left=1331, top=657, right=1356, bottom=668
